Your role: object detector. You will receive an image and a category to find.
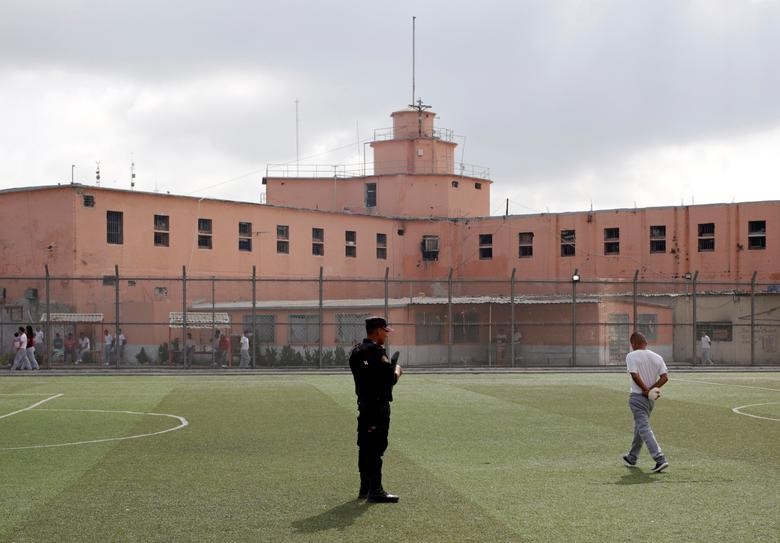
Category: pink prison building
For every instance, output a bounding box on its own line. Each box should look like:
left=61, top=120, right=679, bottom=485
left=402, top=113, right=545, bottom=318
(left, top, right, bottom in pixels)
left=1, top=104, right=778, bottom=366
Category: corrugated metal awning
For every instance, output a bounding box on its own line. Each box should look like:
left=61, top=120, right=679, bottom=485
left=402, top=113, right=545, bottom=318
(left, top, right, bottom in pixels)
left=39, top=313, right=104, bottom=323
left=169, top=312, right=230, bottom=328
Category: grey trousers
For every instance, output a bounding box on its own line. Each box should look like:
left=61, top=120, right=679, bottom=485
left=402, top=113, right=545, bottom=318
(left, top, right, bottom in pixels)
left=26, top=347, right=39, bottom=370
left=11, top=349, right=31, bottom=370
left=239, top=350, right=250, bottom=368
left=628, top=393, right=665, bottom=462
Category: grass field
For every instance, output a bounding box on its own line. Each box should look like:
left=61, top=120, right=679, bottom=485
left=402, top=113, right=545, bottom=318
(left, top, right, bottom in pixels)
left=1, top=371, right=778, bottom=542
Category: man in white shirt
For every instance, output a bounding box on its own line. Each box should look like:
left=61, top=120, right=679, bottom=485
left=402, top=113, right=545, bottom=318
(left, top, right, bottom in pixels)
left=117, top=329, right=126, bottom=364
left=103, top=330, right=113, bottom=367
left=623, top=331, right=669, bottom=473
left=11, top=327, right=31, bottom=370
left=239, top=330, right=250, bottom=369
left=700, top=333, right=712, bottom=365
left=77, top=333, right=90, bottom=364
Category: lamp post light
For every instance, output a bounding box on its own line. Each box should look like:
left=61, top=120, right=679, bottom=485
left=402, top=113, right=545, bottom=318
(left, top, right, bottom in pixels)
left=71, top=164, right=75, bottom=184
left=571, top=268, right=580, bottom=367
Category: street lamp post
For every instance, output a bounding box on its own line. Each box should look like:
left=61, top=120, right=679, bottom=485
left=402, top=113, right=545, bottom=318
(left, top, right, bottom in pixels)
left=571, top=269, right=580, bottom=367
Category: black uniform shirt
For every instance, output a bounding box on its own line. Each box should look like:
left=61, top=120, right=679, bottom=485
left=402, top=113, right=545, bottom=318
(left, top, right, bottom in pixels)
left=349, top=338, right=396, bottom=404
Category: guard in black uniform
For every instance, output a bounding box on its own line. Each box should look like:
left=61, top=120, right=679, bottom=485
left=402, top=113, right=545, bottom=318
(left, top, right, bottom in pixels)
left=349, top=316, right=403, bottom=503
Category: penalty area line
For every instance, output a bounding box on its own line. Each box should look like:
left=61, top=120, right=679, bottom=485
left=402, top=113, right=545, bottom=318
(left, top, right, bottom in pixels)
left=731, top=402, right=780, bottom=422
left=0, top=408, right=189, bottom=451
left=0, top=393, right=63, bottom=420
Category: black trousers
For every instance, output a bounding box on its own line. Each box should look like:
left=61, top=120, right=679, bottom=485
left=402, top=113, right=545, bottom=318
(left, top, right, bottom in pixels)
left=357, top=401, right=391, bottom=492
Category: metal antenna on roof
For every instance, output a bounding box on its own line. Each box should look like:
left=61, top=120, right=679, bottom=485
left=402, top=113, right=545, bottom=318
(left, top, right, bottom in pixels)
left=295, top=98, right=300, bottom=176
left=95, top=162, right=101, bottom=186
left=130, top=161, right=136, bottom=189
left=412, top=16, right=416, bottom=105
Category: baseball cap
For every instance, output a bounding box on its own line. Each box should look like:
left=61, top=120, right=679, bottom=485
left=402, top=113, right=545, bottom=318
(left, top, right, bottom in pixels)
left=365, top=316, right=394, bottom=333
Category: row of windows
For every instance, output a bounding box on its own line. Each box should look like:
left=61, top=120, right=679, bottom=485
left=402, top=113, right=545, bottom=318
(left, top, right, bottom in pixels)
left=479, top=221, right=765, bottom=260
left=107, top=212, right=769, bottom=260
left=107, top=212, right=389, bottom=258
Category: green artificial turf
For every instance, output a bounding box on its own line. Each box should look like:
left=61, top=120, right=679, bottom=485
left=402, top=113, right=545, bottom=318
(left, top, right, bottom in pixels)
left=0, top=372, right=778, bottom=542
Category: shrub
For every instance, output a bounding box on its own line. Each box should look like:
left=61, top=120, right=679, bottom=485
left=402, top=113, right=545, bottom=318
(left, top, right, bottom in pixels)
left=136, top=347, right=150, bottom=365
left=158, top=342, right=169, bottom=364
left=334, top=345, right=348, bottom=366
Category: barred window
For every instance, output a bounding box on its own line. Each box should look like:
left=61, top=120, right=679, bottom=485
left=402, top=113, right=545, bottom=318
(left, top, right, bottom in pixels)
left=107, top=211, right=123, bottom=245
left=561, top=229, right=575, bottom=257
left=312, top=228, right=324, bottom=256
left=604, top=227, right=619, bottom=255
left=650, top=225, right=666, bottom=253
left=336, top=314, right=368, bottom=344
left=365, top=183, right=377, bottom=208
left=748, top=220, right=766, bottom=250
left=345, top=230, right=357, bottom=258
left=376, top=233, right=387, bottom=260
left=238, top=222, right=252, bottom=252
left=242, top=314, right=275, bottom=344
left=198, top=218, right=212, bottom=249
left=289, top=314, right=319, bottom=343
left=479, top=234, right=493, bottom=260
left=519, top=232, right=533, bottom=258
left=154, top=214, right=170, bottom=247
left=277, top=225, right=289, bottom=254
left=698, top=223, right=715, bottom=252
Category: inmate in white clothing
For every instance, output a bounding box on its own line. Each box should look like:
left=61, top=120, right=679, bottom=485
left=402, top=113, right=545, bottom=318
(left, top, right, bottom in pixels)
left=626, top=349, right=668, bottom=394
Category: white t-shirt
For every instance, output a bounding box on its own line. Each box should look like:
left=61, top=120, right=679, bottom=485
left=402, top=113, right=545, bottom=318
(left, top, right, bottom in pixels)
left=701, top=335, right=711, bottom=349
left=104, top=334, right=113, bottom=347
left=80, top=337, right=90, bottom=350
left=240, top=335, right=249, bottom=351
left=626, top=348, right=668, bottom=394
left=19, top=332, right=28, bottom=350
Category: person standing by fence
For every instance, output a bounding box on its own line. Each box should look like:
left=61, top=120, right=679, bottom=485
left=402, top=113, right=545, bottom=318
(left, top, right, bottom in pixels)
left=103, top=330, right=113, bottom=367
left=239, top=330, right=250, bottom=368
left=700, top=332, right=712, bottom=365
left=77, top=332, right=90, bottom=364
left=26, top=325, right=40, bottom=370
left=117, top=329, right=126, bottom=364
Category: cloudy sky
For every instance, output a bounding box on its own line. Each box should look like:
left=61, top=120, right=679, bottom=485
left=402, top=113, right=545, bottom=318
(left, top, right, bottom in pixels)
left=1, top=0, right=778, bottom=215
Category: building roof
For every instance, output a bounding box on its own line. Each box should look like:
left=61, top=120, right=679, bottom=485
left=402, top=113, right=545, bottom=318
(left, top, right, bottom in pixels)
left=168, top=312, right=231, bottom=328
left=39, top=313, right=104, bottom=323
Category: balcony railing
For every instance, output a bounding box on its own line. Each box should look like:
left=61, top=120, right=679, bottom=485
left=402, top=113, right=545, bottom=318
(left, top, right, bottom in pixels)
left=372, top=126, right=456, bottom=142
left=265, top=160, right=491, bottom=180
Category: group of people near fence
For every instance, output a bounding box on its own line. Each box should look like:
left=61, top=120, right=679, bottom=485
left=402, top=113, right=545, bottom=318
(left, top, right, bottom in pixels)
left=10, top=326, right=42, bottom=370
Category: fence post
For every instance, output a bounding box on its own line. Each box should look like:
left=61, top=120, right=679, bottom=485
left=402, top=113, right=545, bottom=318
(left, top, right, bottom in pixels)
left=691, top=271, right=698, bottom=364
left=211, top=275, right=216, bottom=367
left=114, top=265, right=120, bottom=368
left=252, top=265, right=257, bottom=369
left=571, top=274, right=577, bottom=367
left=750, top=270, right=757, bottom=366
left=182, top=266, right=187, bottom=369
left=44, top=264, right=51, bottom=369
left=383, top=267, right=389, bottom=322
left=510, top=268, right=516, bottom=368
left=447, top=268, right=453, bottom=367
left=632, top=270, right=639, bottom=332
left=318, top=266, right=323, bottom=369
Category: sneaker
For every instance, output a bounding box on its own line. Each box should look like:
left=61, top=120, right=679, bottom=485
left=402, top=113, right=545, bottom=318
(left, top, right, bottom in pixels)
left=622, top=455, right=638, bottom=468
left=651, top=461, right=669, bottom=473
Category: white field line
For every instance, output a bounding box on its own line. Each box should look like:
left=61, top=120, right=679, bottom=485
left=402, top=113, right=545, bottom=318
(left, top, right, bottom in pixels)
left=675, top=378, right=780, bottom=392
left=0, top=408, right=189, bottom=451
left=0, top=394, right=63, bottom=420
left=731, top=402, right=780, bottom=422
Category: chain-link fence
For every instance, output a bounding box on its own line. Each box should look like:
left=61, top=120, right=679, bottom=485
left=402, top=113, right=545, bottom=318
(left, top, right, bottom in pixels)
left=2, top=268, right=778, bottom=369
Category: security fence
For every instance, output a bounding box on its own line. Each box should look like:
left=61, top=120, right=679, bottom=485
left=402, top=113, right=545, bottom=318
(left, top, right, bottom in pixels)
left=1, top=267, right=778, bottom=369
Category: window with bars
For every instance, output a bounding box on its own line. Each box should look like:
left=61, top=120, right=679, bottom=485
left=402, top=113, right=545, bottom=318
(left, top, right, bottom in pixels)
left=415, top=312, right=444, bottom=344
left=277, top=225, right=289, bottom=254
left=748, top=220, right=766, bottom=250
left=336, top=314, right=368, bottom=344
left=518, top=232, right=533, bottom=258
left=289, top=314, right=319, bottom=343
left=312, top=228, right=324, bottom=256
left=421, top=235, right=439, bottom=261
left=106, top=211, right=123, bottom=244
left=453, top=311, right=480, bottom=343
left=650, top=225, right=666, bottom=253
left=365, top=183, right=377, bottom=208
left=198, top=218, right=212, bottom=249
left=479, top=234, right=493, bottom=260
left=376, top=233, right=387, bottom=259
left=238, top=222, right=252, bottom=252
left=345, top=230, right=357, bottom=257
left=698, top=223, right=715, bottom=252
left=561, top=229, right=575, bottom=257
left=604, top=227, right=620, bottom=255
left=153, top=214, right=169, bottom=247
left=242, top=314, right=275, bottom=344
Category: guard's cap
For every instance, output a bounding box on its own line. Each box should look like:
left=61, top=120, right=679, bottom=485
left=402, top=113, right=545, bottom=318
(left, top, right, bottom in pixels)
left=365, top=316, right=394, bottom=333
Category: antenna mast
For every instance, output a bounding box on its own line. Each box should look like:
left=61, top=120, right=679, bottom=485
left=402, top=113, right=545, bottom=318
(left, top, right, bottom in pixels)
left=295, top=98, right=300, bottom=176
left=412, top=16, right=416, bottom=105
